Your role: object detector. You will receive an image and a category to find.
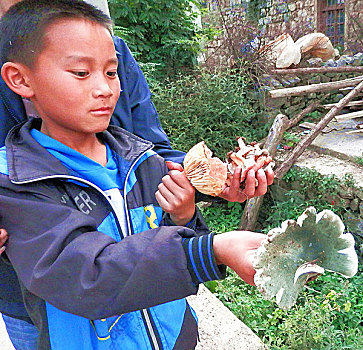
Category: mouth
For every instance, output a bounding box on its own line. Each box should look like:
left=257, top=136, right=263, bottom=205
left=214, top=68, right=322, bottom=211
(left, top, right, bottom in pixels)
left=90, top=107, right=113, bottom=116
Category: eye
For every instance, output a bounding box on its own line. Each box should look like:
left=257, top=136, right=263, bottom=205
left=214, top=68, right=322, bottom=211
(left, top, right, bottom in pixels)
left=72, top=71, right=89, bottom=78
left=106, top=71, right=117, bottom=78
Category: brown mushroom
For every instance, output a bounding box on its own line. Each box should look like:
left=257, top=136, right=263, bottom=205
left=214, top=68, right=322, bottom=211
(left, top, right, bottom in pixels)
left=183, top=138, right=273, bottom=196
left=183, top=142, right=228, bottom=196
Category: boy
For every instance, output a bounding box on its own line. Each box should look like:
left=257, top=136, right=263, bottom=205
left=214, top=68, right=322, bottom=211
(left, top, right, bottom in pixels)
left=0, top=1, right=265, bottom=349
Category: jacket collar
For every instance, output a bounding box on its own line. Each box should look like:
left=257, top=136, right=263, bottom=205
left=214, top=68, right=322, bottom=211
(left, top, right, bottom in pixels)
left=5, top=118, right=153, bottom=183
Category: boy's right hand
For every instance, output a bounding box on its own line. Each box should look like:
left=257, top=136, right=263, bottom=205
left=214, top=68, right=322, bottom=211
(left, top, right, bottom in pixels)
left=155, top=161, right=196, bottom=226
left=213, top=231, right=266, bottom=286
left=0, top=228, right=8, bottom=255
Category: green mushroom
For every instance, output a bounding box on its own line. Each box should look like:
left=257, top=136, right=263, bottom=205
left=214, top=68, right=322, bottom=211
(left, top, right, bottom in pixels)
left=253, top=207, right=358, bottom=309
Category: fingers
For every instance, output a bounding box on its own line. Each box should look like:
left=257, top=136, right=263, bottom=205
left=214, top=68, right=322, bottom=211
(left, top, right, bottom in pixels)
left=155, top=168, right=196, bottom=225
left=218, top=166, right=274, bottom=203
left=253, top=169, right=268, bottom=197
left=265, top=167, right=275, bottom=186
left=0, top=228, right=8, bottom=255
left=165, top=161, right=184, bottom=172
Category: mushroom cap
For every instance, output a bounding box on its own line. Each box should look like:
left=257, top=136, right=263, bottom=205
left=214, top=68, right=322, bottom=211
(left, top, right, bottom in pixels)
left=253, top=207, right=358, bottom=309
left=183, top=141, right=228, bottom=196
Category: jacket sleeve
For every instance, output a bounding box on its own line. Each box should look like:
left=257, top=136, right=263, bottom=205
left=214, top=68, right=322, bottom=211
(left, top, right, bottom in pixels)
left=0, top=186, right=222, bottom=320
left=112, top=36, right=186, bottom=164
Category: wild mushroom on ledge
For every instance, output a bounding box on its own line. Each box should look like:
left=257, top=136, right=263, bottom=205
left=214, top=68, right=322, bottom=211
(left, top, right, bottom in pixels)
left=253, top=207, right=358, bottom=309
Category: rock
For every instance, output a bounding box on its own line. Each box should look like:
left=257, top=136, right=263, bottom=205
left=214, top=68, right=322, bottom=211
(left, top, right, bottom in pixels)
left=324, top=59, right=338, bottom=67
left=339, top=185, right=354, bottom=199
left=350, top=198, right=359, bottom=212
left=336, top=55, right=352, bottom=66
left=288, top=3, right=296, bottom=12
left=354, top=188, right=363, bottom=201
left=307, top=57, right=323, bottom=66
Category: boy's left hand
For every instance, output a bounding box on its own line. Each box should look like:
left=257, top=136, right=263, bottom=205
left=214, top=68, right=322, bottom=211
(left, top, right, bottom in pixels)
left=155, top=161, right=195, bottom=226
left=219, top=167, right=274, bottom=203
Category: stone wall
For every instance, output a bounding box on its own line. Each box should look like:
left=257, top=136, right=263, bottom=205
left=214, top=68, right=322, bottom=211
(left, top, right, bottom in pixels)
left=259, top=53, right=363, bottom=121
left=258, top=0, right=315, bottom=42
left=202, top=5, right=249, bottom=68
left=254, top=0, right=362, bottom=52
left=345, top=0, right=363, bottom=53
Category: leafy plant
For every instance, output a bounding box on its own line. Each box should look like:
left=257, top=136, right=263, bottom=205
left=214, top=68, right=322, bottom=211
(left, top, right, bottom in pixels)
left=151, top=70, right=269, bottom=159
left=282, top=132, right=301, bottom=147
left=109, top=0, right=207, bottom=71
left=353, top=155, right=363, bottom=167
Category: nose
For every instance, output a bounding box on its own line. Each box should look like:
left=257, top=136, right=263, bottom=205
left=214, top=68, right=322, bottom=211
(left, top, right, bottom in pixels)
left=92, top=74, right=114, bottom=98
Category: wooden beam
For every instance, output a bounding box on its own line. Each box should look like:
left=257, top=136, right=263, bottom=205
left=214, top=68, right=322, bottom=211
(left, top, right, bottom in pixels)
left=271, top=66, right=363, bottom=75
left=322, top=100, right=363, bottom=109
left=346, top=129, right=363, bottom=134
left=269, top=76, right=363, bottom=98
left=335, top=110, right=363, bottom=121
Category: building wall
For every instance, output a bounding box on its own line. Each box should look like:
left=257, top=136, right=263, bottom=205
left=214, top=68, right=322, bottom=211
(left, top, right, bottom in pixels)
left=345, top=0, right=363, bottom=53
left=203, top=0, right=362, bottom=63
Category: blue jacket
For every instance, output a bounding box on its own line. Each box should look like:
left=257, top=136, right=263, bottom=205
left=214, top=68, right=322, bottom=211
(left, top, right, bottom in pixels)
left=0, top=35, right=187, bottom=324
left=0, top=118, right=223, bottom=349
left=0, top=35, right=185, bottom=163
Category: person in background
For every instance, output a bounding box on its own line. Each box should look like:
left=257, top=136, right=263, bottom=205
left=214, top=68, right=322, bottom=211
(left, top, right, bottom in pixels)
left=0, top=1, right=267, bottom=349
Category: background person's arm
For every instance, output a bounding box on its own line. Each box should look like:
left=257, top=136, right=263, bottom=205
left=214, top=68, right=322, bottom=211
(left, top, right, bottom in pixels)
left=111, top=36, right=185, bottom=163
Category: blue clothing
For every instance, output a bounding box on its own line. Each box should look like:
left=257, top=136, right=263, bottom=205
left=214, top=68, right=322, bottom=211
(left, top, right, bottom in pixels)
left=0, top=36, right=185, bottom=325
left=2, top=314, right=38, bottom=350
left=0, top=119, right=224, bottom=349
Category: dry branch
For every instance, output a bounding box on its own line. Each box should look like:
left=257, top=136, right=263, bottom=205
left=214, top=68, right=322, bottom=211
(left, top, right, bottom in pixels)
left=287, top=95, right=329, bottom=128
left=269, top=76, right=363, bottom=98
left=275, top=80, right=363, bottom=179
left=271, top=66, right=363, bottom=75
left=239, top=114, right=289, bottom=231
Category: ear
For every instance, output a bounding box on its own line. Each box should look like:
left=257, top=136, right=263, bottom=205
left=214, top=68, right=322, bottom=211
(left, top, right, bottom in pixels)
left=1, top=62, right=35, bottom=98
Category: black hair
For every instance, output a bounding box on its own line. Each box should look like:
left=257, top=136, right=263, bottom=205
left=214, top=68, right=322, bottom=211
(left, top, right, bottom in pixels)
left=0, top=0, right=112, bottom=67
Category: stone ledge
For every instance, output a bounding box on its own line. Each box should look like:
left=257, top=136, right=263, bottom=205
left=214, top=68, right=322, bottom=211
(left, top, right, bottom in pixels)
left=187, top=285, right=266, bottom=350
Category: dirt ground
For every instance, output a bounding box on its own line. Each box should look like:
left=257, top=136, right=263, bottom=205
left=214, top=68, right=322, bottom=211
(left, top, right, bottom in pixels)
left=295, top=149, right=363, bottom=188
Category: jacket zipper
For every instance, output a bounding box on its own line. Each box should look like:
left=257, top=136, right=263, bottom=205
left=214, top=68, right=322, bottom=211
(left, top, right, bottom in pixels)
left=11, top=148, right=162, bottom=349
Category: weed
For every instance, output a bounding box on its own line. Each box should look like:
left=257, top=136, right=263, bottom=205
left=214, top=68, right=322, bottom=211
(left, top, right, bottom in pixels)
left=353, top=155, right=363, bottom=167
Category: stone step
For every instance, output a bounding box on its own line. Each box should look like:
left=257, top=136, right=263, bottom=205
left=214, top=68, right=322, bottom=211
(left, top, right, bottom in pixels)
left=188, top=285, right=266, bottom=350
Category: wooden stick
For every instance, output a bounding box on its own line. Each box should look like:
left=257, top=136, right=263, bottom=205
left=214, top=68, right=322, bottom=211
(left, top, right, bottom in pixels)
left=238, top=114, right=289, bottom=231
left=346, top=129, right=363, bottom=134
left=322, top=100, right=363, bottom=109
left=271, top=66, right=363, bottom=75
left=269, top=76, right=363, bottom=98
left=275, top=80, right=363, bottom=179
left=335, top=110, right=363, bottom=121
left=287, top=95, right=329, bottom=128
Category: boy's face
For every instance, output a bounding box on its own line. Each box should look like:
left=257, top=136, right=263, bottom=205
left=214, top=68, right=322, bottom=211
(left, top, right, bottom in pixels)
left=24, top=18, right=120, bottom=141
